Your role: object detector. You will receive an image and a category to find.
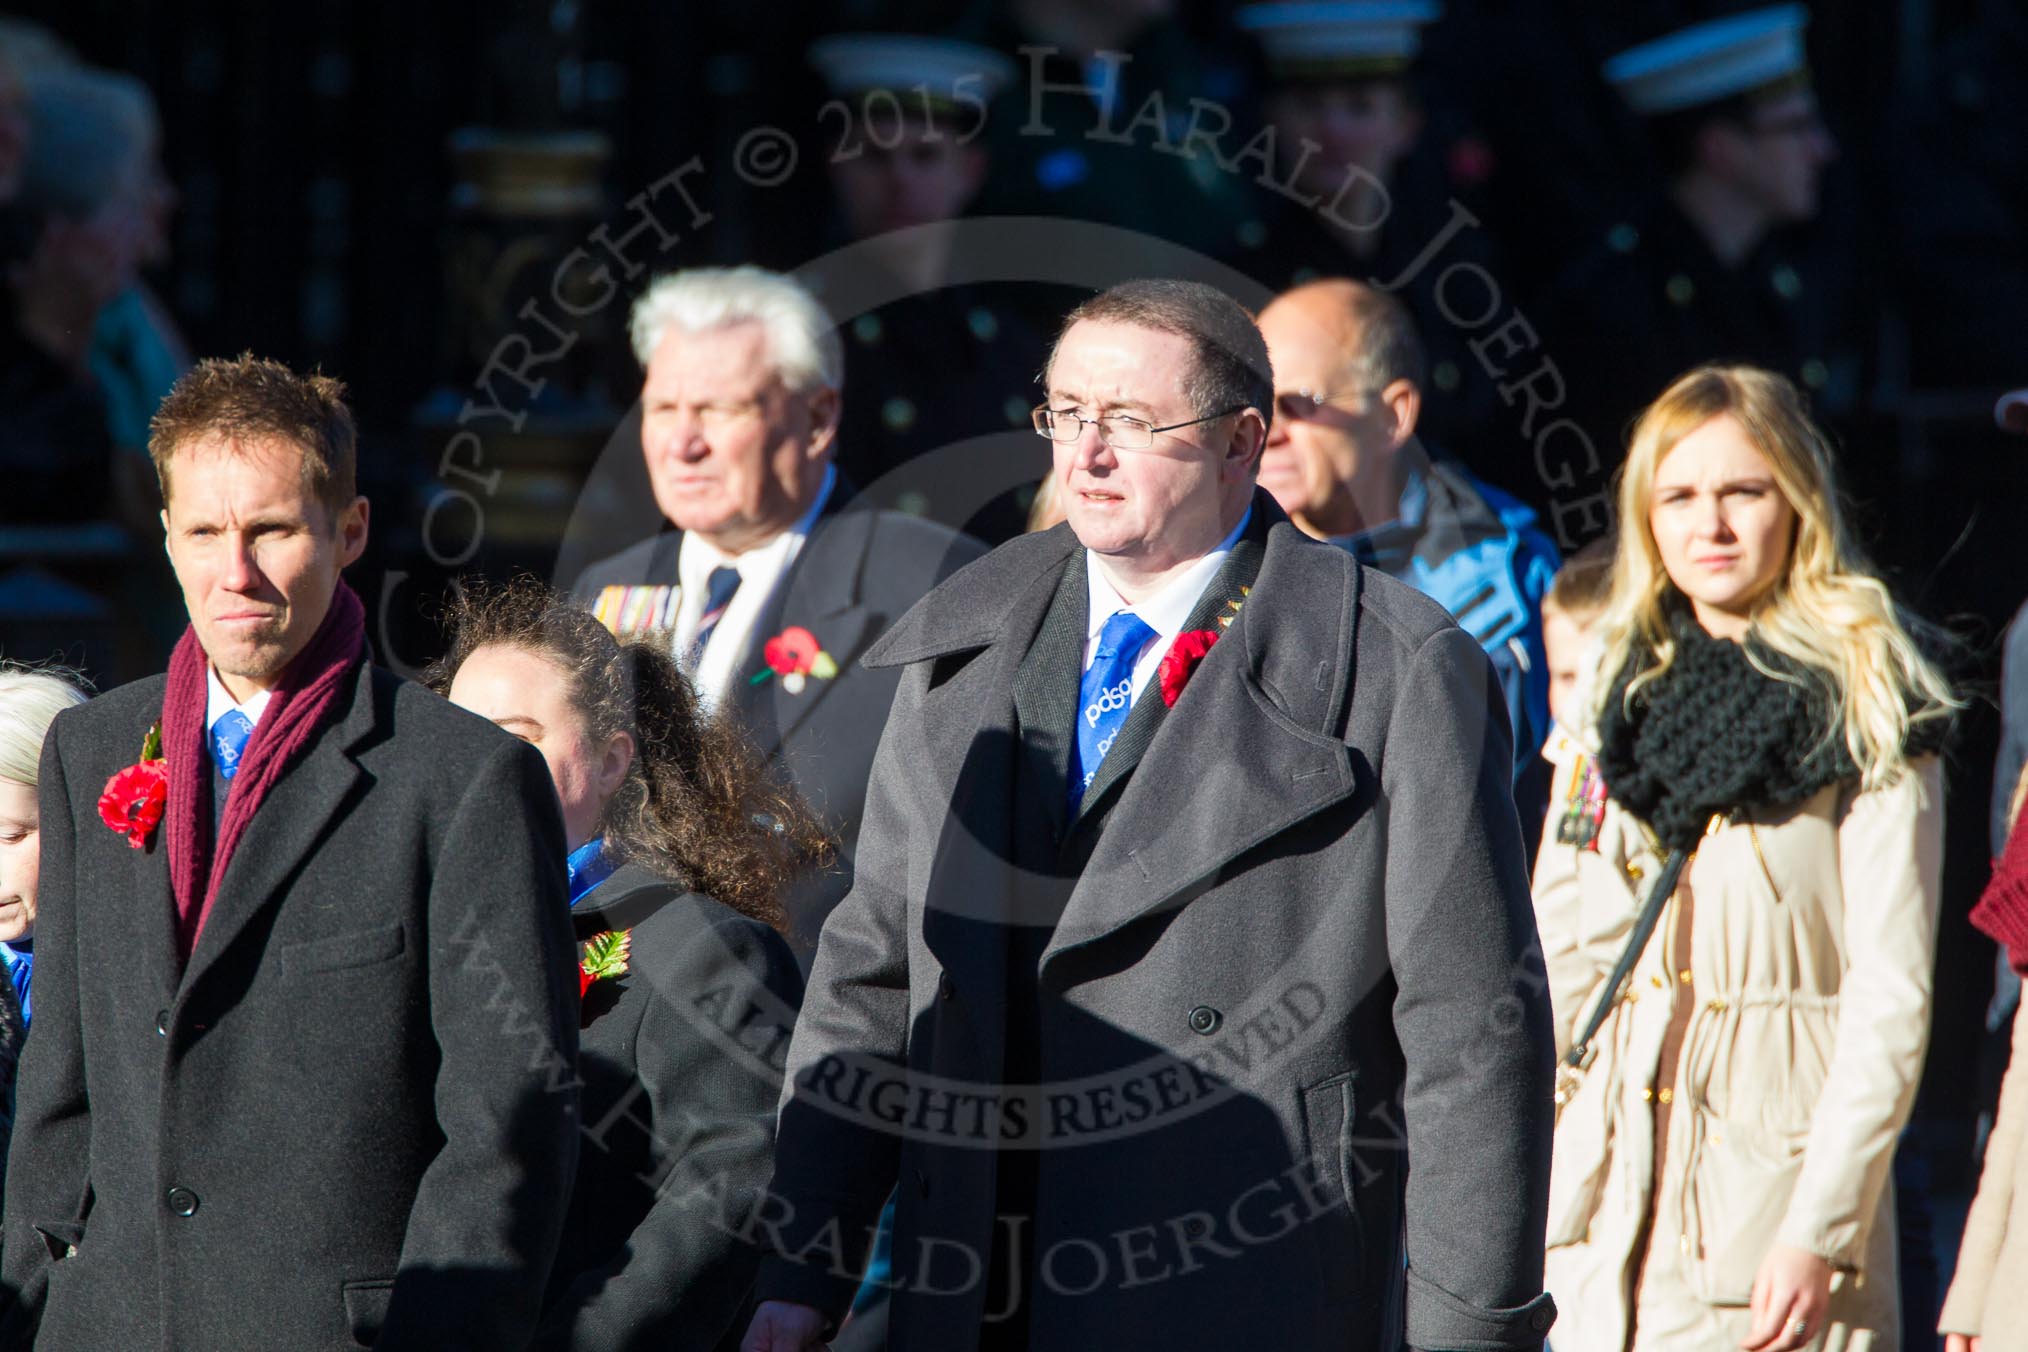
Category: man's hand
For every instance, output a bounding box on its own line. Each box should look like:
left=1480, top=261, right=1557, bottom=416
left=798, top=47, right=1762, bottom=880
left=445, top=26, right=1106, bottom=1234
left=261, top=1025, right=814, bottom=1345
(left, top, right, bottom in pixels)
left=1741, top=1244, right=1834, bottom=1351
left=741, top=1300, right=830, bottom=1352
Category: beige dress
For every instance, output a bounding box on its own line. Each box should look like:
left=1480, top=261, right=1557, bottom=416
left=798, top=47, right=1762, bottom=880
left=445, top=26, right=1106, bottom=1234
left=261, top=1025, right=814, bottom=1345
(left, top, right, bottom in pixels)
left=1533, top=743, right=1944, bottom=1352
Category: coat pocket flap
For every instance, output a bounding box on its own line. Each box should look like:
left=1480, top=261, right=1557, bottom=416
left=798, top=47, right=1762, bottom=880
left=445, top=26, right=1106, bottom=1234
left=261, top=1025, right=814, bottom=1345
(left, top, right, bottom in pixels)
left=281, top=922, right=405, bottom=977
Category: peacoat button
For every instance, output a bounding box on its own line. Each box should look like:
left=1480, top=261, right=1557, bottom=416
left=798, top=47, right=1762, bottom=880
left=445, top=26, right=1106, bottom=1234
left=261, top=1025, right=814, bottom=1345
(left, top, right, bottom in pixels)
left=1187, top=1006, right=1221, bottom=1035
left=938, top=972, right=955, bottom=1001
left=1531, top=1305, right=1553, bottom=1332
left=155, top=1009, right=169, bottom=1037
left=166, top=1187, right=199, bottom=1218
left=1182, top=1217, right=1209, bottom=1239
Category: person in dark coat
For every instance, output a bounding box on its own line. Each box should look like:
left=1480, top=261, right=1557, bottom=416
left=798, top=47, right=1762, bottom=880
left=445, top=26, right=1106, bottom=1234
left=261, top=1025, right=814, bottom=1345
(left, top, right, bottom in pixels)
left=435, top=580, right=814, bottom=1352
left=571, top=265, right=985, bottom=951
left=742, top=280, right=1556, bottom=1351
left=0, top=664, right=86, bottom=1194
left=0, top=355, right=581, bottom=1352
left=1541, top=6, right=1847, bottom=461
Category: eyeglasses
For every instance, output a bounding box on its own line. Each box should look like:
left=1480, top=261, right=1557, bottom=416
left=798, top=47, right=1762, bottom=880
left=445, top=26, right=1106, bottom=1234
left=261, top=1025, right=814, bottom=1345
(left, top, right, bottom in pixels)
left=1031, top=404, right=1245, bottom=451
left=1272, top=389, right=1373, bottom=422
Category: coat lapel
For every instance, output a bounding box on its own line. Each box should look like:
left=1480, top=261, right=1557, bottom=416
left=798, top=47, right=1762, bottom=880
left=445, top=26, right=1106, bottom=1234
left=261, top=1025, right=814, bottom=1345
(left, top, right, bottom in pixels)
left=726, top=498, right=879, bottom=753
left=1070, top=513, right=1271, bottom=830
left=1044, top=512, right=1366, bottom=971
left=177, top=667, right=374, bottom=994
left=1009, top=553, right=1087, bottom=845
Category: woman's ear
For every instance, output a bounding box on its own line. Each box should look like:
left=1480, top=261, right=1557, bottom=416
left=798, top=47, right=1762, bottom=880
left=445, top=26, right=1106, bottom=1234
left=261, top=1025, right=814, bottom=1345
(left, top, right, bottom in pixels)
left=599, top=729, right=636, bottom=803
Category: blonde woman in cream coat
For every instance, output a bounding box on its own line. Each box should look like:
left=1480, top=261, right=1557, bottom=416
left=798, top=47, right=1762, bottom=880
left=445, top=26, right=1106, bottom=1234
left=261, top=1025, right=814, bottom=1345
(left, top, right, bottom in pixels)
left=1532, top=366, right=1954, bottom=1352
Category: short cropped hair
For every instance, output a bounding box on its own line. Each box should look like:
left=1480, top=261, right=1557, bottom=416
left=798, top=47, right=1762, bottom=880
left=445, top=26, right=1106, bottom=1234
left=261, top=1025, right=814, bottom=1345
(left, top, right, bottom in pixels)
left=628, top=266, right=844, bottom=393
left=149, top=353, right=358, bottom=521
left=1543, top=535, right=1615, bottom=624
left=1050, top=279, right=1275, bottom=431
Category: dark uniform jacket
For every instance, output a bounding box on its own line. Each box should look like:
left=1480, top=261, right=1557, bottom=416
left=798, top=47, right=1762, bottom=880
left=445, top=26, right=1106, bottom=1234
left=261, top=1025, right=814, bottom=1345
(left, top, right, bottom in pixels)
left=572, top=481, right=986, bottom=949
left=0, top=664, right=581, bottom=1351
left=755, top=493, right=1557, bottom=1350
left=536, top=864, right=803, bottom=1352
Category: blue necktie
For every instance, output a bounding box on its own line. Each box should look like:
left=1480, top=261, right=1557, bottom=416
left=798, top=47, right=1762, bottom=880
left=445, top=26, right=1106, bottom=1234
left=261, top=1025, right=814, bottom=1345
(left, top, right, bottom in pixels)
left=1068, top=611, right=1156, bottom=812
left=689, top=565, right=742, bottom=668
left=211, top=709, right=255, bottom=780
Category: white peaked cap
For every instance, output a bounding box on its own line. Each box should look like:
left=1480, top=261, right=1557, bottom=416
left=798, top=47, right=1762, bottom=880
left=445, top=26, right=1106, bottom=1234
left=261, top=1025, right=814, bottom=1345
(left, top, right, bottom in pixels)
left=1238, top=2, right=1444, bottom=74
left=1604, top=5, right=1811, bottom=116
left=807, top=33, right=1017, bottom=105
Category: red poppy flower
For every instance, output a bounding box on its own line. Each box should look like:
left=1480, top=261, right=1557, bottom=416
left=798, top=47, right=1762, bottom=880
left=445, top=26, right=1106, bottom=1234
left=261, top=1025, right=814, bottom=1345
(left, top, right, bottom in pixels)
left=763, top=625, right=821, bottom=676
left=99, top=761, right=169, bottom=850
left=1158, top=630, right=1221, bottom=707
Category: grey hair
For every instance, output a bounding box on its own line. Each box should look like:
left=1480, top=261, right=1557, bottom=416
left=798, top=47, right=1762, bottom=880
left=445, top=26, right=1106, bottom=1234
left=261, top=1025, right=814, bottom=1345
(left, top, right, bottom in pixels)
left=19, top=66, right=156, bottom=219
left=1048, top=279, right=1275, bottom=432
left=628, top=266, right=845, bottom=392
left=0, top=665, right=88, bottom=786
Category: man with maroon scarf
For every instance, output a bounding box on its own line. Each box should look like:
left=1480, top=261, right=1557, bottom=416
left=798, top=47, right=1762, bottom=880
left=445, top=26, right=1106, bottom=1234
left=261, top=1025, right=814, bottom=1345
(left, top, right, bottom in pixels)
left=0, top=356, right=581, bottom=1351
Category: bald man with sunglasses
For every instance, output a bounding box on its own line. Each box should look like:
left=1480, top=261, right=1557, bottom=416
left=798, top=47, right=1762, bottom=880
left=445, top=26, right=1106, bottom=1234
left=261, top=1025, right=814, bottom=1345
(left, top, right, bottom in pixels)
left=1257, top=278, right=1560, bottom=843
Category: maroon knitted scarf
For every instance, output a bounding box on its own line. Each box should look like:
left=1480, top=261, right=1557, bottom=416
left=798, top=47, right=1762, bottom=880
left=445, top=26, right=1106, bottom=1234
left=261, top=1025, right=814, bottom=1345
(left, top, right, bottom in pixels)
left=1972, top=795, right=2028, bottom=976
left=161, top=583, right=367, bottom=960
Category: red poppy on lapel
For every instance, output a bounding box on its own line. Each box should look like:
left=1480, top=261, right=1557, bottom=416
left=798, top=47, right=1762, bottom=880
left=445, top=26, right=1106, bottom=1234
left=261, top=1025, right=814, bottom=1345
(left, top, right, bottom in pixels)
left=756, top=625, right=839, bottom=695
left=98, top=722, right=168, bottom=850
left=1158, top=630, right=1221, bottom=707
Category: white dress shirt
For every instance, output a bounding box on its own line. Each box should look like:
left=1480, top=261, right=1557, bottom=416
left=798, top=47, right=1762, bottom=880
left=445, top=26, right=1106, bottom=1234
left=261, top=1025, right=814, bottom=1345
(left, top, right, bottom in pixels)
left=205, top=667, right=273, bottom=735
left=1080, top=506, right=1251, bottom=705
left=675, top=465, right=838, bottom=708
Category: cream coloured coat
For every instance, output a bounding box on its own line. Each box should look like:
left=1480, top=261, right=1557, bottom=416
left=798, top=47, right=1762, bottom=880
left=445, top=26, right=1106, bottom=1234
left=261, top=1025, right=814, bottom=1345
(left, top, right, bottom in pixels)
left=1532, top=744, right=1944, bottom=1352
left=1939, top=999, right=2028, bottom=1352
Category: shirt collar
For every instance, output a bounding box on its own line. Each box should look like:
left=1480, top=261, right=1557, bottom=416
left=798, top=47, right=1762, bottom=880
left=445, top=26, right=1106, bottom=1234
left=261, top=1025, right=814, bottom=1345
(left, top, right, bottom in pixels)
left=205, top=667, right=274, bottom=731
left=566, top=837, right=618, bottom=907
left=678, top=464, right=837, bottom=583
left=1084, top=505, right=1251, bottom=644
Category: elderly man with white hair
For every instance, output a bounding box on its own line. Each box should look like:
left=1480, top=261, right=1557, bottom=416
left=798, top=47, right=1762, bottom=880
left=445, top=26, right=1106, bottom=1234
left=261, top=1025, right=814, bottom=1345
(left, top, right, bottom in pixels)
left=574, top=265, right=985, bottom=948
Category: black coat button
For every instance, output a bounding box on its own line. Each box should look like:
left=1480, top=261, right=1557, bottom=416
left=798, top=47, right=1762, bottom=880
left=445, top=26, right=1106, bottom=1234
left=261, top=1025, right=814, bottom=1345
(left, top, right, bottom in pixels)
left=155, top=1010, right=169, bottom=1037
left=1531, top=1305, right=1553, bottom=1331
left=937, top=972, right=955, bottom=1001
left=166, top=1187, right=199, bottom=1217
left=1182, top=1217, right=1209, bottom=1238
left=1187, top=1006, right=1221, bottom=1035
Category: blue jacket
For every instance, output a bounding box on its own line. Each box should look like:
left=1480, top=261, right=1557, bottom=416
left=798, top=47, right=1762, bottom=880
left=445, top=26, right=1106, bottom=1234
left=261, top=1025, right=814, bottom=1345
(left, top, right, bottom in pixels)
left=1331, top=458, right=1560, bottom=786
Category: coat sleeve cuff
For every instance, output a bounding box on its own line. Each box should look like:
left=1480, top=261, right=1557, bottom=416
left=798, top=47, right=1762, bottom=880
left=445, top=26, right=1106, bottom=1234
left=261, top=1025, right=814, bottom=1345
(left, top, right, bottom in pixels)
left=752, top=1255, right=855, bottom=1333
left=1404, top=1268, right=1557, bottom=1351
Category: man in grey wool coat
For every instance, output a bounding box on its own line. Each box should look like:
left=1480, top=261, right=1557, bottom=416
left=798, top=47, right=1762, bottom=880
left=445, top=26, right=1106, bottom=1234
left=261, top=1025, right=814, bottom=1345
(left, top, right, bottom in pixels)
left=741, top=279, right=1558, bottom=1351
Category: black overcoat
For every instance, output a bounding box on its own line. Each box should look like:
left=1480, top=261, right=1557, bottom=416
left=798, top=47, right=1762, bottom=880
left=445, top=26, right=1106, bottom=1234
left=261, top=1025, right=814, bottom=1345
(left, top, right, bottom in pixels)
left=535, top=864, right=803, bottom=1351
left=0, top=663, right=581, bottom=1351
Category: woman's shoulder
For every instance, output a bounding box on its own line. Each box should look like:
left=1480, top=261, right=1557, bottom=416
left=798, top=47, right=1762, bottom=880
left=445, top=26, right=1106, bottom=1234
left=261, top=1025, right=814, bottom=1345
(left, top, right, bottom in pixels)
left=581, top=864, right=800, bottom=987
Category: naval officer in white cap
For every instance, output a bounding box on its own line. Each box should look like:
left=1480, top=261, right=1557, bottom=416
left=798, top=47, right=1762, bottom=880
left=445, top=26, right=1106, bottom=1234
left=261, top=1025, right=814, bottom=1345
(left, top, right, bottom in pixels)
left=1541, top=4, right=1847, bottom=460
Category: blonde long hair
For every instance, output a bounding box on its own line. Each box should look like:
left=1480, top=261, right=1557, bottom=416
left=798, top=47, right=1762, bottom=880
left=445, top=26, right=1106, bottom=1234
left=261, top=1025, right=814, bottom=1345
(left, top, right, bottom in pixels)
left=1589, top=365, right=1956, bottom=788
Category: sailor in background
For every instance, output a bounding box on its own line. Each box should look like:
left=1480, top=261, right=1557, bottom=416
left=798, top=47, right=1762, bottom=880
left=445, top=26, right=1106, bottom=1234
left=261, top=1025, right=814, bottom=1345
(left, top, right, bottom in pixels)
left=1227, top=0, right=1510, bottom=466
left=1544, top=5, right=1848, bottom=459
left=804, top=32, right=1051, bottom=543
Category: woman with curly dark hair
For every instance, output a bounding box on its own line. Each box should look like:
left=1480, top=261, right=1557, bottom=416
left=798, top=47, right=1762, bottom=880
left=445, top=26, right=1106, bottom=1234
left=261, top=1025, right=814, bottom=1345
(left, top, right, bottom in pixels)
left=433, top=578, right=829, bottom=1351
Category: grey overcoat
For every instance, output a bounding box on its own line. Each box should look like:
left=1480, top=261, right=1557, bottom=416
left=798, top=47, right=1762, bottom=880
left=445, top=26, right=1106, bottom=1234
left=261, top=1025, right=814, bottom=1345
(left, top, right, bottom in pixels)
left=754, top=496, right=1558, bottom=1350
